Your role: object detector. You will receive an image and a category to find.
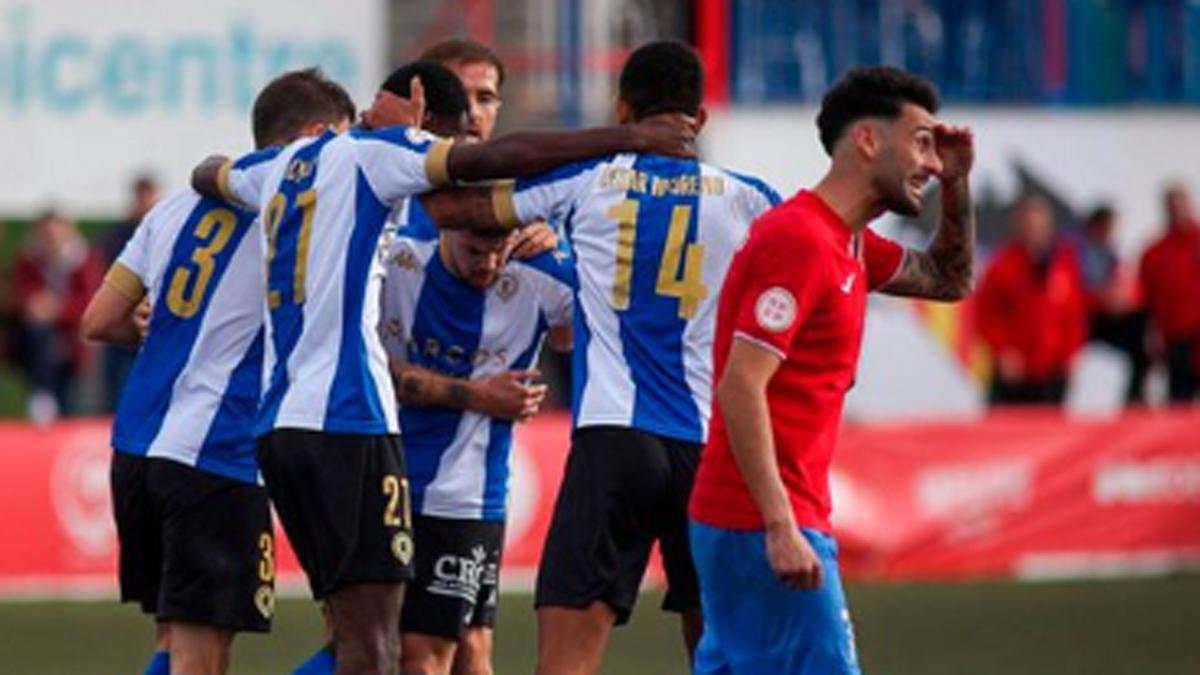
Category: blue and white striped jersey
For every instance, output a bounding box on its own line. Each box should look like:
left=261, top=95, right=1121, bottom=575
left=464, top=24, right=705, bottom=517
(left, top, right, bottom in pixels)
left=504, top=154, right=780, bottom=444
left=379, top=236, right=574, bottom=521
left=222, top=126, right=452, bottom=437
left=109, top=178, right=276, bottom=484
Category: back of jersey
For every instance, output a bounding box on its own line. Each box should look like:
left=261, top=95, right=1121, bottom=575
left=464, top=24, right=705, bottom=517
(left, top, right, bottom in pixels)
left=510, top=153, right=780, bottom=443
left=227, top=126, right=448, bottom=437
left=110, top=188, right=265, bottom=484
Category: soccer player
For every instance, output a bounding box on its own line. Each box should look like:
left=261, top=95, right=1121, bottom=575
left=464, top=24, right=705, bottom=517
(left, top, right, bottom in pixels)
left=80, top=69, right=355, bottom=675
left=193, top=66, right=695, bottom=675
left=408, top=39, right=558, bottom=260
left=381, top=224, right=573, bottom=675
left=421, top=38, right=504, bottom=143
left=687, top=66, right=976, bottom=674
left=424, top=40, right=782, bottom=674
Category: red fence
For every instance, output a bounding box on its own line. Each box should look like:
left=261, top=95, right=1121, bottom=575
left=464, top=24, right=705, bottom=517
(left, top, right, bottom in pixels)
left=1, top=410, right=1198, bottom=597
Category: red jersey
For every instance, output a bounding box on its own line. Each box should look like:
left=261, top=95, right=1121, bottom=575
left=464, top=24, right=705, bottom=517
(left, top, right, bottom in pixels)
left=974, top=242, right=1088, bottom=382
left=1138, top=222, right=1200, bottom=345
left=689, top=191, right=903, bottom=532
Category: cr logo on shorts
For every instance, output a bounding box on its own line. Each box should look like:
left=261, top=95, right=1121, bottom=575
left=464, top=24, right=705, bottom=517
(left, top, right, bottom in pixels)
left=754, top=286, right=797, bottom=333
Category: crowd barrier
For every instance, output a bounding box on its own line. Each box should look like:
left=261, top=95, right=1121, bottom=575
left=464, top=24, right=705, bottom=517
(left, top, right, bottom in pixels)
left=1, top=410, right=1197, bottom=598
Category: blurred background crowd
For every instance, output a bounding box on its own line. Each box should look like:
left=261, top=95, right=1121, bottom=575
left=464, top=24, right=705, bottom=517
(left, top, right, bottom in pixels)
left=0, top=174, right=1196, bottom=423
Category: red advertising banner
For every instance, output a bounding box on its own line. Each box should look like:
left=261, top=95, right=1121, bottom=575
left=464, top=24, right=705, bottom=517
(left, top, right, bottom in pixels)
left=0, top=410, right=1197, bottom=596
left=832, top=409, right=1200, bottom=580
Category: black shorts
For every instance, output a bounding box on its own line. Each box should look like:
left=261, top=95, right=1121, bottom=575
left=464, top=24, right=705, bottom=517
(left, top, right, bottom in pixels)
left=257, top=429, right=414, bottom=599
left=535, top=426, right=701, bottom=625
left=401, top=515, right=504, bottom=641
left=110, top=453, right=274, bottom=633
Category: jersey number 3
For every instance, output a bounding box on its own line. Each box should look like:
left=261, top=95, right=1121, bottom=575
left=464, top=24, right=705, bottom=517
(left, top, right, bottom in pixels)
left=166, top=208, right=239, bottom=319
left=608, top=199, right=707, bottom=319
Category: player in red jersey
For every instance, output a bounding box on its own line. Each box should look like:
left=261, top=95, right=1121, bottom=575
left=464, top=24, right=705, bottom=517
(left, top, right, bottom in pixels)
left=687, top=66, right=976, bottom=673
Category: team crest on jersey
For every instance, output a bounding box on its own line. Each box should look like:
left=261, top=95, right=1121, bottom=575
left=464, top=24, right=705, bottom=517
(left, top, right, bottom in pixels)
left=495, top=273, right=519, bottom=302
left=755, top=286, right=797, bottom=333
left=254, top=584, right=275, bottom=619
left=391, top=248, right=421, bottom=272
left=392, top=531, right=414, bottom=565
left=284, top=158, right=313, bottom=182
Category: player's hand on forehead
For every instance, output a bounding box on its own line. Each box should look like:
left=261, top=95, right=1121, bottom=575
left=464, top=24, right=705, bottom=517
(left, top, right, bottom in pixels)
left=933, top=122, right=974, bottom=181
left=361, top=76, right=427, bottom=130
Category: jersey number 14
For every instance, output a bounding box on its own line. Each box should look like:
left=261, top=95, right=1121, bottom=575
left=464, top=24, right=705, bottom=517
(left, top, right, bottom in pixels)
left=608, top=199, right=707, bottom=319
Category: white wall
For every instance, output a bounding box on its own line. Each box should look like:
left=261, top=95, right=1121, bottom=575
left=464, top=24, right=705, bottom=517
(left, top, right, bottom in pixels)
left=0, top=0, right=384, bottom=216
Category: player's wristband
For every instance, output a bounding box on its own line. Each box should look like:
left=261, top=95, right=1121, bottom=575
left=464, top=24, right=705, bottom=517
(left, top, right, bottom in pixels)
left=491, top=180, right=519, bottom=230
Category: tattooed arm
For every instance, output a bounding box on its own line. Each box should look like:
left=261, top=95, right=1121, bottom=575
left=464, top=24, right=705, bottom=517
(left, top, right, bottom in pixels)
left=390, top=360, right=547, bottom=422
left=880, top=124, right=976, bottom=301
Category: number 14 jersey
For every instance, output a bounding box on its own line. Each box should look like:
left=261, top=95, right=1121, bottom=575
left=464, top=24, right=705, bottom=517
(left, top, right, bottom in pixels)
left=501, top=154, right=780, bottom=443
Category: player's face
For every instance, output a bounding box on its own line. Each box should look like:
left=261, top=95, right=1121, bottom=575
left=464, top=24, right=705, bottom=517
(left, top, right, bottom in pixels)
left=444, top=231, right=514, bottom=289
left=449, top=61, right=502, bottom=141
left=874, top=103, right=942, bottom=217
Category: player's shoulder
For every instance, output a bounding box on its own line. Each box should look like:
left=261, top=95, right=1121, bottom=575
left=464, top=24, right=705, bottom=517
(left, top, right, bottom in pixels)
left=349, top=124, right=440, bottom=151
left=386, top=235, right=437, bottom=275
left=232, top=145, right=284, bottom=170
left=516, top=155, right=613, bottom=191
left=707, top=164, right=782, bottom=206
left=510, top=248, right=576, bottom=289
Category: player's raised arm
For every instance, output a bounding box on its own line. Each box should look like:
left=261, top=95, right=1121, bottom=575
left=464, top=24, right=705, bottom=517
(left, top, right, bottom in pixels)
left=390, top=360, right=547, bottom=422
left=444, top=113, right=697, bottom=183
left=878, top=123, right=976, bottom=301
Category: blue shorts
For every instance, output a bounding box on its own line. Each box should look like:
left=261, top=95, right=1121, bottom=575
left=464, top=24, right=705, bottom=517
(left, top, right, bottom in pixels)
left=689, top=521, right=861, bottom=675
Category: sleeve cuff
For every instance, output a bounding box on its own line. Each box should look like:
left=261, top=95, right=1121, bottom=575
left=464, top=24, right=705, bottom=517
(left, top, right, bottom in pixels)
left=732, top=330, right=787, bottom=360
left=491, top=180, right=520, bottom=229
left=424, top=139, right=454, bottom=187
left=104, top=263, right=146, bottom=303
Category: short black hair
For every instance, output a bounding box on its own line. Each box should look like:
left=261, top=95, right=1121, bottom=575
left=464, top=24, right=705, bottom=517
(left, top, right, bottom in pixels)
left=381, top=60, right=469, bottom=123
left=619, top=40, right=703, bottom=119
left=816, top=66, right=940, bottom=155
left=1084, top=204, right=1115, bottom=229
left=421, top=38, right=506, bottom=88
left=252, top=68, right=355, bottom=149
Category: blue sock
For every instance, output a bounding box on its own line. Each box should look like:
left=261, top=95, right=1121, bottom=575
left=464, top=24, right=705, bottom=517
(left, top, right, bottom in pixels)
left=292, top=647, right=336, bottom=675
left=142, top=651, right=169, bottom=675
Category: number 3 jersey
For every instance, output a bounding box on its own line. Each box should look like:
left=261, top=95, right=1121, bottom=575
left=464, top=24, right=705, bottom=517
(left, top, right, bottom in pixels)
left=107, top=181, right=275, bottom=484
left=497, top=154, right=780, bottom=444
left=221, top=126, right=453, bottom=437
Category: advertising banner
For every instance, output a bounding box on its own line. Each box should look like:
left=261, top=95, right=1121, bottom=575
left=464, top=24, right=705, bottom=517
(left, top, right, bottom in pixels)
left=1, top=410, right=1198, bottom=597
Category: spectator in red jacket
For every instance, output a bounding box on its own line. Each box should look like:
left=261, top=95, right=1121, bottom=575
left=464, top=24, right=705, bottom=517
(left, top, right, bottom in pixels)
left=976, top=195, right=1088, bottom=405
left=1138, top=183, right=1200, bottom=403
left=11, top=210, right=104, bottom=421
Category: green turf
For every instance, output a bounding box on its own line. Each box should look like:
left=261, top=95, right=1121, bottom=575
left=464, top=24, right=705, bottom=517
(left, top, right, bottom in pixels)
left=1, top=576, right=1196, bottom=674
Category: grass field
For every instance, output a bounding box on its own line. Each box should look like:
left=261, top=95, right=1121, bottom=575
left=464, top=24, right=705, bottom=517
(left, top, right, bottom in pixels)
left=2, top=576, right=1197, bottom=674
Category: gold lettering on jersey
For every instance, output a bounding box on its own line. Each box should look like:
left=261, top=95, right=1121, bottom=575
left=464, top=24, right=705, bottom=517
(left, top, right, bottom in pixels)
left=404, top=337, right=511, bottom=373
left=599, top=166, right=648, bottom=193
left=601, top=166, right=726, bottom=198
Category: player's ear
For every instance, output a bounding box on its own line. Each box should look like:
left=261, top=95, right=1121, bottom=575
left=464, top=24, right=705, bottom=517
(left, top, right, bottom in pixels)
left=850, top=120, right=881, bottom=161
left=615, top=98, right=634, bottom=125
left=691, top=108, right=708, bottom=134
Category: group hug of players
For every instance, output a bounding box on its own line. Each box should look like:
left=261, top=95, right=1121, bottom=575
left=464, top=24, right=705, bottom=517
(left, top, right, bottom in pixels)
left=82, top=38, right=976, bottom=675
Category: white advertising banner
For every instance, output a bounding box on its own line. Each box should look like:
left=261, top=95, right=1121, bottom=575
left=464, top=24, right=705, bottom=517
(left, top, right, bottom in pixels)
left=0, top=0, right=384, bottom=216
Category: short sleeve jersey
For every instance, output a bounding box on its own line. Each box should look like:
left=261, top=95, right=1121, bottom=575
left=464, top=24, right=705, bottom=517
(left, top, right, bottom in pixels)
left=689, top=190, right=904, bottom=532
left=221, top=126, right=452, bottom=436
left=506, top=154, right=780, bottom=444
left=108, top=178, right=277, bottom=483
left=379, top=236, right=574, bottom=520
